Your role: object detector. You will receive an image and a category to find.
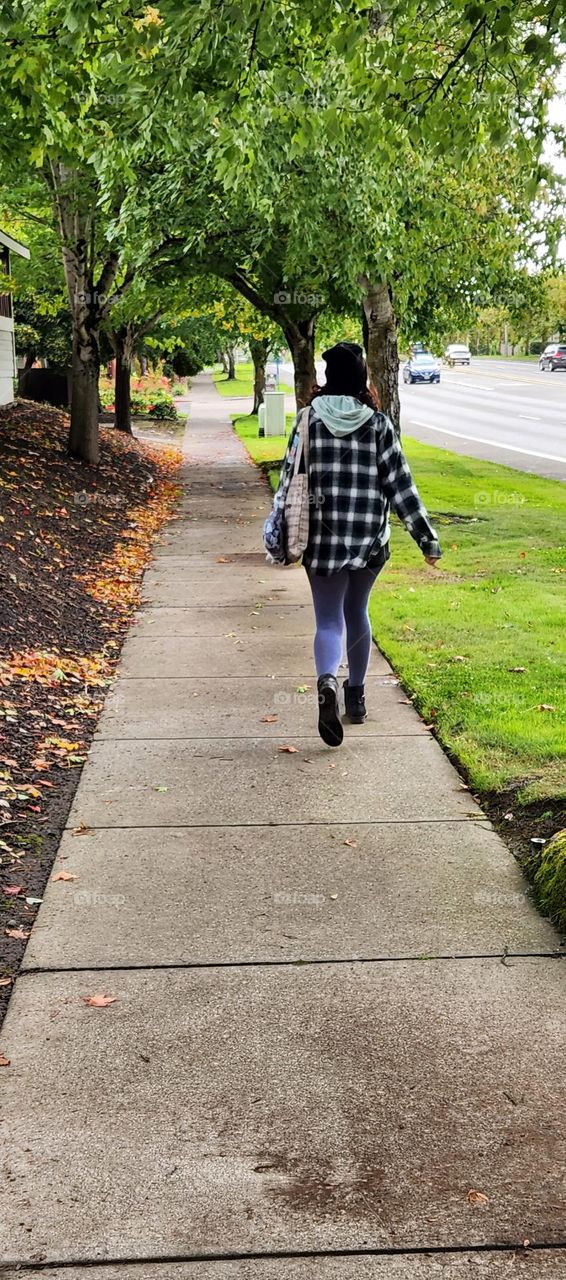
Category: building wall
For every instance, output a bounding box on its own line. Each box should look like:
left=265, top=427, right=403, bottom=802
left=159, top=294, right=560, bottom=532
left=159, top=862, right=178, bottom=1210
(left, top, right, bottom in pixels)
left=0, top=314, right=16, bottom=405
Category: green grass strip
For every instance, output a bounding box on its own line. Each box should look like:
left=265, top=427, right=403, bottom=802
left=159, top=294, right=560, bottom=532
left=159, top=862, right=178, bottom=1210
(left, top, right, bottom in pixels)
left=233, top=411, right=566, bottom=807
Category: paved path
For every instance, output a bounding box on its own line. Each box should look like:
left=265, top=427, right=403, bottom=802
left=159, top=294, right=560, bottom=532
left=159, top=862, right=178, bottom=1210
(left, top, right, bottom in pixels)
left=1, top=374, right=566, bottom=1277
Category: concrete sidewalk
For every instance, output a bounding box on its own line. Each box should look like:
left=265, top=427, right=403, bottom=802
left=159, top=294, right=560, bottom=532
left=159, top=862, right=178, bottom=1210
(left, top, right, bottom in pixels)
left=1, top=373, right=565, bottom=1277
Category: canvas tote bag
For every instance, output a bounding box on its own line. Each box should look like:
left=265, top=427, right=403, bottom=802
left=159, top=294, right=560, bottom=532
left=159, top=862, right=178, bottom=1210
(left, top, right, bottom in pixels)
left=284, top=406, right=311, bottom=562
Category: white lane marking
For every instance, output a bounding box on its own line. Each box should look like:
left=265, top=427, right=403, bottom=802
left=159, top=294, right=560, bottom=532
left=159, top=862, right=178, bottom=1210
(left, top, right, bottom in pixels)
left=409, top=420, right=566, bottom=464
left=519, top=415, right=541, bottom=421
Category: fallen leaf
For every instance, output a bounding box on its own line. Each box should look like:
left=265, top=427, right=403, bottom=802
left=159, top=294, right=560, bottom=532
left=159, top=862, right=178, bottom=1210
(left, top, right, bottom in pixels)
left=260, top=714, right=278, bottom=723
left=52, top=871, right=77, bottom=882
left=278, top=745, right=298, bottom=754
left=82, top=994, right=117, bottom=1008
left=0, top=977, right=13, bottom=987
left=536, top=704, right=556, bottom=712
left=344, top=838, right=357, bottom=847
left=295, top=685, right=310, bottom=694
left=452, top=655, right=466, bottom=663
left=154, top=785, right=169, bottom=792
left=5, top=928, right=30, bottom=940
left=508, top=666, right=526, bottom=673
left=467, top=1189, right=489, bottom=1206
left=4, top=886, right=22, bottom=896
left=0, top=1054, right=10, bottom=1067
left=216, top=556, right=232, bottom=563
left=72, top=822, right=94, bottom=836
left=329, top=893, right=338, bottom=900
left=504, top=811, right=514, bottom=820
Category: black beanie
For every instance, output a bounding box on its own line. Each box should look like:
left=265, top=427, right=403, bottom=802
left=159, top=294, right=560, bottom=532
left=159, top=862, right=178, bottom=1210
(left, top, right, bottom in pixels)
left=322, top=342, right=368, bottom=396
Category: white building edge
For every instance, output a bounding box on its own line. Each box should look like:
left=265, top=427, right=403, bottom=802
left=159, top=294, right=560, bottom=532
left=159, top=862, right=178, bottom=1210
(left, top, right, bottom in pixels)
left=0, top=229, right=31, bottom=405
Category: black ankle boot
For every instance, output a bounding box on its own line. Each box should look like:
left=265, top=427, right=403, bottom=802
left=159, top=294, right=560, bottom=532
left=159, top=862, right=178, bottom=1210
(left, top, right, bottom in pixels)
left=317, top=674, right=344, bottom=747
left=344, top=679, right=367, bottom=724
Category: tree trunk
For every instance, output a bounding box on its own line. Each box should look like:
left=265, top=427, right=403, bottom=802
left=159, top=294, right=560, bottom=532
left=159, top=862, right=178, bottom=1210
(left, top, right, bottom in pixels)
left=112, top=323, right=134, bottom=434
left=284, top=317, right=316, bottom=407
left=250, top=338, right=268, bottom=413
left=226, top=347, right=236, bottom=380
left=68, top=321, right=101, bottom=465
left=361, top=281, right=400, bottom=432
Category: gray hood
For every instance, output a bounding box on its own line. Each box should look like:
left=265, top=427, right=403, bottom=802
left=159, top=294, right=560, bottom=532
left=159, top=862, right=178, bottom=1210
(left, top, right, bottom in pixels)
left=312, top=394, right=375, bottom=437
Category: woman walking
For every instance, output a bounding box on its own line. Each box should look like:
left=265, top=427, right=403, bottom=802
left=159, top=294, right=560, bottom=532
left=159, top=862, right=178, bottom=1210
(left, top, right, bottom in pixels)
left=271, top=342, right=442, bottom=746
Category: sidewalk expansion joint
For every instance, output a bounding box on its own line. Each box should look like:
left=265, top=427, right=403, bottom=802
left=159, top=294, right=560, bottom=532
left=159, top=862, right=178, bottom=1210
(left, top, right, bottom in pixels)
left=4, top=1240, right=566, bottom=1272
left=136, top=603, right=311, bottom=610
left=95, top=733, right=426, bottom=741
left=63, top=818, right=492, bottom=831
left=19, top=951, right=566, bottom=977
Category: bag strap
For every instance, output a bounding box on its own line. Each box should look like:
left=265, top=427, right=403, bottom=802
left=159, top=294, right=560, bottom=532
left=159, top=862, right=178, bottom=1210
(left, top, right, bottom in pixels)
left=292, top=406, right=310, bottom=477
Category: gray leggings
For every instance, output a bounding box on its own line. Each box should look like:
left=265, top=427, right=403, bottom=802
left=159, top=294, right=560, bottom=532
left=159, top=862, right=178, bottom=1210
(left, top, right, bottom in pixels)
left=305, top=565, right=382, bottom=684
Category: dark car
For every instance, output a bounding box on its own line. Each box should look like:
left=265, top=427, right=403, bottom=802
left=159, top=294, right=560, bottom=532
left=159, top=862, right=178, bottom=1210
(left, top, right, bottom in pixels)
left=539, top=343, right=566, bottom=371
left=403, top=352, right=441, bottom=384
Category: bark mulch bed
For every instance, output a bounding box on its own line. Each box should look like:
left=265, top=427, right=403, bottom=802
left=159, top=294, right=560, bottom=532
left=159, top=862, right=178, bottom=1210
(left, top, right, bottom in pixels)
left=0, top=401, right=182, bottom=1027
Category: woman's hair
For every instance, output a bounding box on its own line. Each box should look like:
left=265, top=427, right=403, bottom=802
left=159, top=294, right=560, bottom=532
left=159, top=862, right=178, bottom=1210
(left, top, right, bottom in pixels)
left=307, top=379, right=381, bottom=411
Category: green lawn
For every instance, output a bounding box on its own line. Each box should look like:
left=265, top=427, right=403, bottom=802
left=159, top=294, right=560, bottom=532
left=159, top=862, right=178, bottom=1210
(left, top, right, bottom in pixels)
left=213, top=362, right=293, bottom=400
left=233, top=411, right=566, bottom=808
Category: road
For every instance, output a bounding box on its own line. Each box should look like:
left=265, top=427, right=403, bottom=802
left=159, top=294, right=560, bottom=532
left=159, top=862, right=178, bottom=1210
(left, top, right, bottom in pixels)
left=275, top=357, right=566, bottom=482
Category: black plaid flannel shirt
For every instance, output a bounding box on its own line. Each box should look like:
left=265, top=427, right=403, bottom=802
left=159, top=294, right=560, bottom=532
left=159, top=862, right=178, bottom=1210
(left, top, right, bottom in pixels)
left=275, top=407, right=441, bottom=575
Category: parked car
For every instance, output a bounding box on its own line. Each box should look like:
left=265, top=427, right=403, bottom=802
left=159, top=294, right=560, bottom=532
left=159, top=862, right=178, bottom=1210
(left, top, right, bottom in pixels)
left=539, top=342, right=566, bottom=371
left=445, top=343, right=471, bottom=366
left=403, top=352, right=441, bottom=384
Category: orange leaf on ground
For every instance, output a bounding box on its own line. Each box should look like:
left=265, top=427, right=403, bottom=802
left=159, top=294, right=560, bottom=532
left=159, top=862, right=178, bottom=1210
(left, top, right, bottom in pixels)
left=278, top=745, right=298, bottom=753
left=82, top=994, right=117, bottom=1008
left=5, top=928, right=30, bottom=940
left=0, top=1054, right=10, bottom=1066
left=52, top=870, right=77, bottom=882
left=260, top=715, right=278, bottom=723
left=467, top=1189, right=489, bottom=1206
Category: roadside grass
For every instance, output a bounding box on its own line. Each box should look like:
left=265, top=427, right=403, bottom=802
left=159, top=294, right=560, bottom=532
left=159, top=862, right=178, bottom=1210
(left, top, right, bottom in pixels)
left=233, top=411, right=565, bottom=820
left=478, top=353, right=540, bottom=362
left=213, top=362, right=293, bottom=400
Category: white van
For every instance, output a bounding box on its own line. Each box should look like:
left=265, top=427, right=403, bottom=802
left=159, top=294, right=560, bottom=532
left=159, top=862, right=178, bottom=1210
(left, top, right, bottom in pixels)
left=445, top=344, right=471, bottom=366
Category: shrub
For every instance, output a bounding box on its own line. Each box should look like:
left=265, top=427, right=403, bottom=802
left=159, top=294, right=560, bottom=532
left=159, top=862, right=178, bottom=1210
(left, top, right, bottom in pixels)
left=149, top=398, right=178, bottom=420
left=130, top=391, right=150, bottom=413
left=533, top=829, right=566, bottom=932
